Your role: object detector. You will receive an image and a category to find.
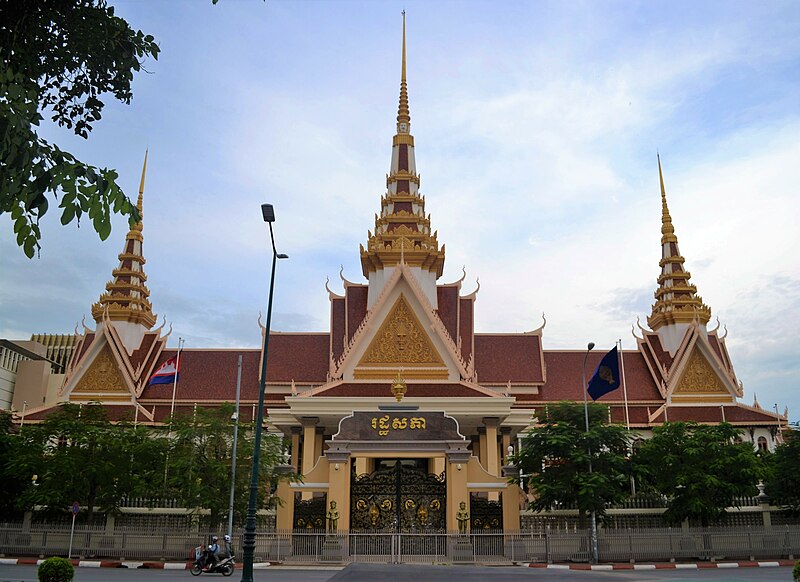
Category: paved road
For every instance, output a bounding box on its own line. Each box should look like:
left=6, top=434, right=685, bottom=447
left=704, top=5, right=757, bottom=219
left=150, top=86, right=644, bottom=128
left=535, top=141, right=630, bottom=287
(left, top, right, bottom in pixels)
left=0, top=563, right=792, bottom=581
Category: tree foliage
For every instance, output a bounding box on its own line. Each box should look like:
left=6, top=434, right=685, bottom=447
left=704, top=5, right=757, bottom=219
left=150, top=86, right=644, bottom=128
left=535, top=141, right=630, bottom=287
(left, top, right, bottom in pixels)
left=0, top=0, right=159, bottom=257
left=8, top=403, right=166, bottom=520
left=633, top=422, right=763, bottom=526
left=165, top=403, right=286, bottom=525
left=513, top=402, right=632, bottom=524
left=764, top=426, right=800, bottom=515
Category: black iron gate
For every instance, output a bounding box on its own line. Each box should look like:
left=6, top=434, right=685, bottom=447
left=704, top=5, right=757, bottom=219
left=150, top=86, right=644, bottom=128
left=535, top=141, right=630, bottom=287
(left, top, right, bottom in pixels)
left=351, top=460, right=446, bottom=531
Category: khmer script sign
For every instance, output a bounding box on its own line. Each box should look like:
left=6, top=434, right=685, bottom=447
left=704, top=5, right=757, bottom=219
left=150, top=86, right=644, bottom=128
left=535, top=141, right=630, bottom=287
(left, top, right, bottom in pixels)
left=334, top=411, right=462, bottom=441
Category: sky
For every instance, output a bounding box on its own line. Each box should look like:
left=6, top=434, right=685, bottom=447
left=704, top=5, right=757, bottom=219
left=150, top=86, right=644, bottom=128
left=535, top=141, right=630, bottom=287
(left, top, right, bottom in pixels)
left=1, top=1, right=798, bottom=422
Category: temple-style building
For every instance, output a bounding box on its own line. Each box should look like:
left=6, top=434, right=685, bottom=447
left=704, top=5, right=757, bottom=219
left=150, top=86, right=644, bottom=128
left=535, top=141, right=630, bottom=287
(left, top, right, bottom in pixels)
left=7, top=16, right=787, bottom=534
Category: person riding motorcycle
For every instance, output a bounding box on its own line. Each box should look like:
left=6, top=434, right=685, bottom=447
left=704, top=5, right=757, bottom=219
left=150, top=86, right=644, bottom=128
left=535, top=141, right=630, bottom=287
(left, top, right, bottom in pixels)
left=221, top=534, right=233, bottom=559
left=203, top=536, right=220, bottom=571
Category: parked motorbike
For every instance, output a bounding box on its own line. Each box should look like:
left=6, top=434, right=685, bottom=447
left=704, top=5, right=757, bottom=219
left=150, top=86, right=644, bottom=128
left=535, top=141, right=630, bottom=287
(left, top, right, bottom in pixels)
left=190, top=545, right=235, bottom=576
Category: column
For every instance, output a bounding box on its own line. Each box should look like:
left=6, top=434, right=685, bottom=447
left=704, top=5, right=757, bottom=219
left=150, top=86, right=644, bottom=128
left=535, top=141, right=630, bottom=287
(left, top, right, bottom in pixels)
left=290, top=426, right=301, bottom=471
left=477, top=427, right=487, bottom=469
left=355, top=457, right=374, bottom=476
left=484, top=418, right=500, bottom=501
left=301, top=417, right=319, bottom=501
left=314, top=426, right=325, bottom=462
left=501, top=427, right=512, bottom=464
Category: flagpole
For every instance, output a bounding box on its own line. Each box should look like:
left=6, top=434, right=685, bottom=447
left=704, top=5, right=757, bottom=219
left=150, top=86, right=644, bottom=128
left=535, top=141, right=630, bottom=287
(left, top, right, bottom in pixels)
left=164, top=336, right=184, bottom=490
left=582, top=342, right=599, bottom=565
left=169, top=337, right=184, bottom=423
left=618, top=339, right=630, bottom=430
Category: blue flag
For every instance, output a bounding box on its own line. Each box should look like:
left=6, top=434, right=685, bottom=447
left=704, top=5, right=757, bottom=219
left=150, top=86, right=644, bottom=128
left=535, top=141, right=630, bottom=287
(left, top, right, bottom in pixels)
left=587, top=346, right=621, bottom=401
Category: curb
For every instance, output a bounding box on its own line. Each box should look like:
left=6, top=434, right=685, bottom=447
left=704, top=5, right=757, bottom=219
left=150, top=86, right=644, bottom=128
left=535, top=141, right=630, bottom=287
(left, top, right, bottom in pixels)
left=526, top=560, right=796, bottom=570
left=0, top=558, right=274, bottom=569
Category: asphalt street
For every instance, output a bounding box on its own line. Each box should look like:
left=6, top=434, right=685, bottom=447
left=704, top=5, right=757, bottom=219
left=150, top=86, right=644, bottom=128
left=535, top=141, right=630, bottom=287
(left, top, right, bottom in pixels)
left=0, top=563, right=793, bottom=581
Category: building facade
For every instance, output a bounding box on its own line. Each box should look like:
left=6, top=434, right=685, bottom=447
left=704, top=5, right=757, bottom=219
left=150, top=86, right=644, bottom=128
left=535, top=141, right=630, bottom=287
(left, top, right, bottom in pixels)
left=10, top=18, right=787, bottom=534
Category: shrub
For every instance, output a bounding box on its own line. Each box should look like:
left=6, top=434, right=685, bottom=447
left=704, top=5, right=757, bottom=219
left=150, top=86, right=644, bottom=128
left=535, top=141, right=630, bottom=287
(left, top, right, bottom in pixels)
left=793, top=559, right=800, bottom=582
left=38, top=557, right=74, bottom=582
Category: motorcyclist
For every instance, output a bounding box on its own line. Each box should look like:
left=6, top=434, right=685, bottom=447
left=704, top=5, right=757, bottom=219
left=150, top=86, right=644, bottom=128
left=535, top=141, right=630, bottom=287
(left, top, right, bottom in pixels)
left=221, top=534, right=234, bottom=559
left=203, top=536, right=220, bottom=571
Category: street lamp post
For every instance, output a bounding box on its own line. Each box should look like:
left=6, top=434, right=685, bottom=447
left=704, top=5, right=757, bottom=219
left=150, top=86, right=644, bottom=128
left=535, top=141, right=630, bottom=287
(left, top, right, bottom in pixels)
left=241, top=204, right=288, bottom=582
left=581, top=341, right=599, bottom=564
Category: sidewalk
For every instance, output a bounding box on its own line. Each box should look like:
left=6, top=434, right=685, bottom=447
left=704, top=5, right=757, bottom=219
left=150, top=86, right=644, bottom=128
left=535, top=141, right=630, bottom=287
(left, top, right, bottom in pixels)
left=0, top=557, right=796, bottom=571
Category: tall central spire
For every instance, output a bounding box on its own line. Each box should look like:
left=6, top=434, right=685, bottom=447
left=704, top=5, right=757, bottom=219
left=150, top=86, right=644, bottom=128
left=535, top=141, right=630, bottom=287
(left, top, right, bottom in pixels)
left=92, top=150, right=156, bottom=329
left=397, top=10, right=410, bottom=134
left=360, top=13, right=445, bottom=307
left=647, top=154, right=711, bottom=332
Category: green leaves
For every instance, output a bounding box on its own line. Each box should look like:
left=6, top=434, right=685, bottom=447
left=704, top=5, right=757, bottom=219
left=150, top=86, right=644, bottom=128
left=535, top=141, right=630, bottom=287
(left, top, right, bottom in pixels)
left=0, top=1, right=157, bottom=256
left=633, top=422, right=763, bottom=526
left=513, top=402, right=633, bottom=523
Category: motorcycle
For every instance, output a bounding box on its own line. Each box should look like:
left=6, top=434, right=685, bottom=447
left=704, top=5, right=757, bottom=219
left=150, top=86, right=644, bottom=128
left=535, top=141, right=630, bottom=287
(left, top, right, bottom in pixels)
left=190, top=545, right=235, bottom=576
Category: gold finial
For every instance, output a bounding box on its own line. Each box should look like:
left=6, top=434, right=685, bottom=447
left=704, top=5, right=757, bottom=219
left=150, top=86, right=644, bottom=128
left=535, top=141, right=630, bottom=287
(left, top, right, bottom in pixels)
left=132, top=149, right=148, bottom=233
left=391, top=370, right=407, bottom=402
left=657, top=153, right=676, bottom=243
left=396, top=11, right=410, bottom=132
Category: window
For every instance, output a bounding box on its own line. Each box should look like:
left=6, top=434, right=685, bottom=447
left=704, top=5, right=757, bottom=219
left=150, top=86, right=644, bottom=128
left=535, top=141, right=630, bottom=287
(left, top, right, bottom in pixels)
left=757, top=436, right=768, bottom=452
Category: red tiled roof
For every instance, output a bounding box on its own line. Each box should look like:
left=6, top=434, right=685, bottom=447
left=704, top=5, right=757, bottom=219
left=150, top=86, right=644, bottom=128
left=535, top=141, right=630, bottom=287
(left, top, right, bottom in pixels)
left=346, top=286, right=368, bottom=342
left=664, top=405, right=780, bottom=424
left=331, top=298, right=345, bottom=363
left=129, top=332, right=158, bottom=370
left=459, top=298, right=473, bottom=364
left=474, top=335, right=544, bottom=383
left=140, top=334, right=329, bottom=401
left=310, top=382, right=492, bottom=398
left=643, top=333, right=674, bottom=374
left=537, top=350, right=661, bottom=401
left=436, top=286, right=459, bottom=344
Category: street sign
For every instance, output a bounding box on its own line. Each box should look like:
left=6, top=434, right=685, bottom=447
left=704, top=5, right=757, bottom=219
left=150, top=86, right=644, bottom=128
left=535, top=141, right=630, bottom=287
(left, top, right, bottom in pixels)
left=72, top=501, right=79, bottom=516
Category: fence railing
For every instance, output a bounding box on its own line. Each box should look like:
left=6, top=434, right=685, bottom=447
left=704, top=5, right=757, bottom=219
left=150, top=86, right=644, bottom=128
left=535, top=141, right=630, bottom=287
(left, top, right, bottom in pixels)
left=1, top=525, right=798, bottom=564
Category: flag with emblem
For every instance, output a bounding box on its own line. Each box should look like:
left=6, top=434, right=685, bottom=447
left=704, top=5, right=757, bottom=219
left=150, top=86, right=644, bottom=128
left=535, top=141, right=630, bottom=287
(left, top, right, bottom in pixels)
left=587, top=346, right=621, bottom=401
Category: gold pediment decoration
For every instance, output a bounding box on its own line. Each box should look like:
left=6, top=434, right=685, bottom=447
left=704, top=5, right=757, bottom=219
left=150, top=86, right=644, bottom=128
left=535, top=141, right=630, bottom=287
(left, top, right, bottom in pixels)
left=675, top=350, right=727, bottom=394
left=358, top=294, right=445, bottom=367
left=74, top=344, right=129, bottom=394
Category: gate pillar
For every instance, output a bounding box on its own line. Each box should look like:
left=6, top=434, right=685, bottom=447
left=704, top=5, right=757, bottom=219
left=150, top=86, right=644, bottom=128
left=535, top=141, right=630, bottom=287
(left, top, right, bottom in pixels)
left=446, top=448, right=471, bottom=532
left=326, top=446, right=352, bottom=531
left=275, top=479, right=294, bottom=530
left=502, top=463, right=521, bottom=531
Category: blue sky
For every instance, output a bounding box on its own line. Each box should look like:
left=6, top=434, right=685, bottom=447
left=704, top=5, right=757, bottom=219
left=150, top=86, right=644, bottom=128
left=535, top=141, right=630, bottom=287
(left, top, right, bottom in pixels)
left=1, top=0, right=798, bottom=422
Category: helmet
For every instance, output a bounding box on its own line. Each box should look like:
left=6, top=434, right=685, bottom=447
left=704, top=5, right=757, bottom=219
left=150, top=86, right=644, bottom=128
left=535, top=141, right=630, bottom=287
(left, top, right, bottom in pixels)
left=212, top=536, right=218, bottom=542
left=223, top=535, right=231, bottom=542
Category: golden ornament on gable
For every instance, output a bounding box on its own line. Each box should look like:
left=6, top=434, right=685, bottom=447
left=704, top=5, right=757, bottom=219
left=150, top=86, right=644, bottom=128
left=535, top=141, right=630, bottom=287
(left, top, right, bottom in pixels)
left=74, top=344, right=128, bottom=393
left=675, top=350, right=727, bottom=394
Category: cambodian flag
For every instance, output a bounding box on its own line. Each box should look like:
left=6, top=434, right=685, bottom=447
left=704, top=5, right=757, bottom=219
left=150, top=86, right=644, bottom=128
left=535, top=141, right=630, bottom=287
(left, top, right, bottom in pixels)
left=149, top=357, right=179, bottom=385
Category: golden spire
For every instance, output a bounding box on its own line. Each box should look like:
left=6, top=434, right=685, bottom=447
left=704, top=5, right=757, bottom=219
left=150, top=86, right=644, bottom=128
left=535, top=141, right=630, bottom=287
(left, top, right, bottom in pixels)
left=658, top=153, right=676, bottom=244
left=397, top=10, right=410, bottom=133
left=647, top=155, right=711, bottom=330
left=360, top=12, right=445, bottom=280
left=91, top=150, right=156, bottom=328
left=131, top=148, right=147, bottom=233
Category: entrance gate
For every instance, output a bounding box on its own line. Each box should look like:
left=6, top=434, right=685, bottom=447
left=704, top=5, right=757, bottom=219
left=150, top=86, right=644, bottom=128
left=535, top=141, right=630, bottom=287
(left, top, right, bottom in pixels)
left=350, top=460, right=446, bottom=531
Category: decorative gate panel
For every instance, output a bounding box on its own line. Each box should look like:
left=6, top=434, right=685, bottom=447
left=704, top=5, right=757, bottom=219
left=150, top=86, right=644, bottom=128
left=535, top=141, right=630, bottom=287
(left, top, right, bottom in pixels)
left=470, top=494, right=503, bottom=530
left=294, top=494, right=327, bottom=529
left=351, top=460, right=446, bottom=531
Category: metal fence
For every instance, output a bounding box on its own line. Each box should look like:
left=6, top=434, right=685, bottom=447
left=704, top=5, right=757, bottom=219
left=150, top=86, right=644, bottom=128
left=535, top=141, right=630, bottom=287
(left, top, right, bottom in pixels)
left=1, top=524, right=798, bottom=564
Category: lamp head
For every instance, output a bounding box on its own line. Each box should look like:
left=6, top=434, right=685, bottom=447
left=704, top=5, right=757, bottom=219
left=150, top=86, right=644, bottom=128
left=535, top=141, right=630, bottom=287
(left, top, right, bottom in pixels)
left=277, top=253, right=289, bottom=259
left=587, top=342, right=595, bottom=351
left=261, top=203, right=275, bottom=223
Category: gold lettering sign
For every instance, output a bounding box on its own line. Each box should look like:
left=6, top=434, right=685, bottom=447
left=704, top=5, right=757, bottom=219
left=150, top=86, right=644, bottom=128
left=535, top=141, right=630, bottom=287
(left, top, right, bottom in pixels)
left=370, top=415, right=427, bottom=437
